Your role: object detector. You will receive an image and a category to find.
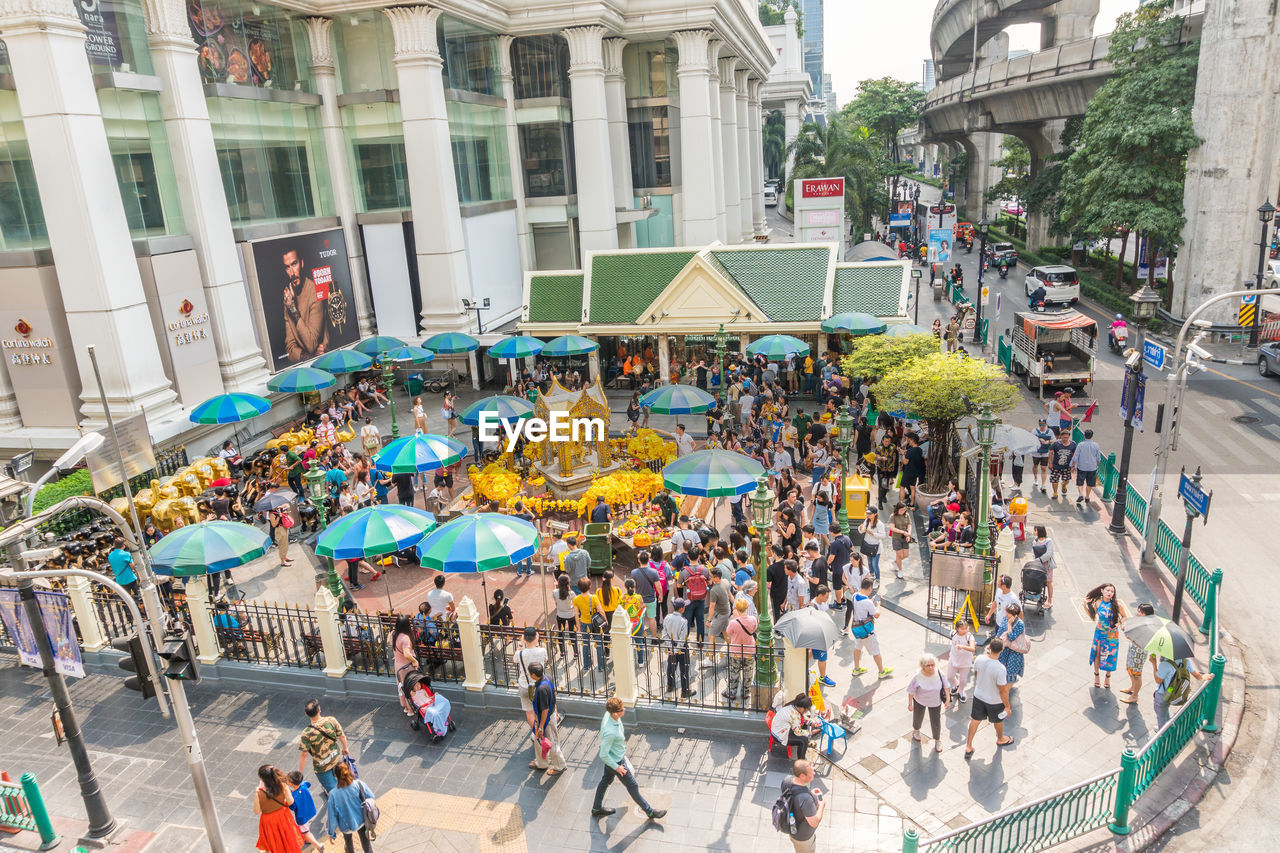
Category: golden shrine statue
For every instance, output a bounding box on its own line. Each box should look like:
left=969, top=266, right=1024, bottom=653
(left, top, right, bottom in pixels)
left=530, top=377, right=620, bottom=497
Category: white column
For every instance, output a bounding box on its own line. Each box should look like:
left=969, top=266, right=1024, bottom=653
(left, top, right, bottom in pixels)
left=66, top=575, right=105, bottom=652
left=603, top=37, right=635, bottom=249
left=672, top=30, right=718, bottom=246
left=784, top=98, right=802, bottom=181
left=609, top=607, right=637, bottom=707
left=748, top=79, right=767, bottom=238
left=0, top=358, right=20, bottom=428
left=657, top=334, right=670, bottom=386
left=707, top=41, right=727, bottom=242
left=735, top=69, right=753, bottom=243
left=384, top=5, right=471, bottom=332
left=304, top=17, right=375, bottom=336
left=143, top=0, right=272, bottom=389
left=496, top=35, right=534, bottom=272
left=563, top=26, right=619, bottom=253
left=782, top=638, right=807, bottom=700
left=718, top=57, right=741, bottom=244
left=456, top=595, right=487, bottom=691
left=314, top=586, right=349, bottom=677
left=1, top=1, right=180, bottom=425
left=185, top=575, right=222, bottom=665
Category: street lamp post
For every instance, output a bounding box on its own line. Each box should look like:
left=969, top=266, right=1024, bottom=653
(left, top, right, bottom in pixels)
left=750, top=476, right=777, bottom=702
left=1250, top=200, right=1275, bottom=348
left=714, top=323, right=728, bottom=409
left=912, top=268, right=923, bottom=324
left=973, top=404, right=996, bottom=558
left=973, top=218, right=990, bottom=345
left=1108, top=286, right=1161, bottom=535
left=304, top=465, right=340, bottom=598
left=834, top=405, right=855, bottom=534
left=380, top=357, right=400, bottom=440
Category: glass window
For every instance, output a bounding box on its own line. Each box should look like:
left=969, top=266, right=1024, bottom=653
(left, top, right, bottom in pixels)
left=98, top=89, right=185, bottom=237
left=333, top=11, right=397, bottom=94
left=623, top=42, right=668, bottom=99
left=628, top=106, right=671, bottom=189
left=512, top=36, right=569, bottom=100
left=446, top=100, right=511, bottom=205
left=208, top=97, right=332, bottom=225
left=0, top=90, right=47, bottom=250
left=518, top=122, right=576, bottom=197
left=440, top=18, right=497, bottom=97
left=341, top=100, right=409, bottom=212
left=188, top=0, right=313, bottom=92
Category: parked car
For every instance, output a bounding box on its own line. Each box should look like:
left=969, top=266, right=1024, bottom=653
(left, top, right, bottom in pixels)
left=763, top=186, right=778, bottom=207
left=1263, top=258, right=1280, bottom=289
left=1024, top=265, right=1081, bottom=305
left=1258, top=341, right=1280, bottom=378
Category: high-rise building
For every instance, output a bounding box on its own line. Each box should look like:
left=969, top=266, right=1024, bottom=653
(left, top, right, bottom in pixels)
left=802, top=0, right=824, bottom=99
left=823, top=72, right=836, bottom=114
left=923, top=59, right=937, bottom=92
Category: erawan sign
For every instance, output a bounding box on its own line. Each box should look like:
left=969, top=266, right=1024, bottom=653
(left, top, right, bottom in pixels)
left=795, top=176, right=845, bottom=243
left=799, top=178, right=845, bottom=199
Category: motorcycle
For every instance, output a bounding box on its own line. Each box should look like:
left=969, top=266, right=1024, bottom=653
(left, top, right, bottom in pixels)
left=1108, top=324, right=1129, bottom=354
left=997, top=259, right=1011, bottom=279
left=1029, top=287, right=1048, bottom=312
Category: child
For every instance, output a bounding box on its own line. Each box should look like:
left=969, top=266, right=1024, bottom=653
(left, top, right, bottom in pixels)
left=285, top=770, right=321, bottom=850
left=947, top=619, right=976, bottom=702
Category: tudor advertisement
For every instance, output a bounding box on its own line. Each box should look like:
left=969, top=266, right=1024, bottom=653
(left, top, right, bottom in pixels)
left=250, top=229, right=357, bottom=372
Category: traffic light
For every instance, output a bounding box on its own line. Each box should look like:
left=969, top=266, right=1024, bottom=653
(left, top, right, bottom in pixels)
left=110, top=634, right=156, bottom=699
left=158, top=631, right=200, bottom=683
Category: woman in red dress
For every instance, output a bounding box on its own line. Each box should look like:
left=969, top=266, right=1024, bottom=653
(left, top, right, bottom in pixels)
left=253, top=765, right=303, bottom=853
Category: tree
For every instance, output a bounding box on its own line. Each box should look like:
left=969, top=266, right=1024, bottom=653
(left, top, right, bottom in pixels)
left=985, top=136, right=1030, bottom=206
left=1056, top=0, right=1200, bottom=288
left=763, top=111, right=786, bottom=179
left=787, top=119, right=886, bottom=231
left=873, top=353, right=1019, bottom=492
left=839, top=334, right=938, bottom=380
left=758, top=0, right=803, bottom=35
left=844, top=78, right=925, bottom=206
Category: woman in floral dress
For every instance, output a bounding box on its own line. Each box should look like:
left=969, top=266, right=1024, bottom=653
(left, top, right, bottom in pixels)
left=1085, top=583, right=1127, bottom=689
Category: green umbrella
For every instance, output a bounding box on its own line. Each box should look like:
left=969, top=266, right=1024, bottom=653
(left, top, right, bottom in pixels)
left=188, top=392, right=271, bottom=425
left=745, top=334, right=810, bottom=360
left=1124, top=615, right=1196, bottom=660
left=382, top=344, right=436, bottom=365
left=639, top=384, right=716, bottom=415
left=542, top=334, right=599, bottom=357
left=267, top=366, right=338, bottom=394
left=354, top=335, right=405, bottom=357
left=315, top=505, right=437, bottom=561
left=422, top=332, right=479, bottom=354
left=821, top=312, right=887, bottom=335
left=459, top=395, right=534, bottom=427
left=148, top=521, right=272, bottom=576
left=661, top=449, right=765, bottom=497
left=373, top=433, right=468, bottom=474
left=489, top=335, right=545, bottom=359
left=415, top=513, right=540, bottom=572
left=313, top=349, right=374, bottom=374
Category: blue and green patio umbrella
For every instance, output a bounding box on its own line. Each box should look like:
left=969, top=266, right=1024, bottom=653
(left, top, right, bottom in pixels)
left=382, top=344, right=436, bottom=365
left=313, top=349, right=374, bottom=374
left=488, top=335, right=545, bottom=359
left=821, top=312, right=887, bottom=335
left=542, top=334, right=599, bottom=357
left=885, top=324, right=930, bottom=337
left=422, top=332, right=479, bottom=354
left=661, top=449, right=766, bottom=497
left=373, top=433, right=468, bottom=474
left=745, top=334, right=810, bottom=360
left=189, top=392, right=271, bottom=424
left=459, top=395, right=534, bottom=427
left=354, top=335, right=405, bottom=357
left=267, top=366, right=338, bottom=394
left=315, top=505, right=437, bottom=562
left=639, top=384, right=716, bottom=415
left=416, top=512, right=542, bottom=611
left=148, top=521, right=272, bottom=577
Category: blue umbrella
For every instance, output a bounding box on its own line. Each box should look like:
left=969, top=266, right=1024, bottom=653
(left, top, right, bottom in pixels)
left=459, top=395, right=534, bottom=427
left=488, top=335, right=545, bottom=359
left=354, top=335, right=405, bottom=357
left=415, top=513, right=540, bottom=572
left=422, top=332, right=479, bottom=354
left=148, top=521, right=272, bottom=576
left=745, top=334, right=810, bottom=359
left=267, top=366, right=338, bottom=394
left=640, top=384, right=717, bottom=415
left=542, top=334, right=599, bottom=357
left=313, top=349, right=374, bottom=374
left=189, top=393, right=271, bottom=425
left=661, top=449, right=765, bottom=497
left=382, top=344, right=436, bottom=365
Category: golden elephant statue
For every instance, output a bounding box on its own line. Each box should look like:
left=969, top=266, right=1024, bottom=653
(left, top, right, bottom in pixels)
left=155, top=476, right=181, bottom=501
left=265, top=435, right=290, bottom=451
left=151, top=496, right=200, bottom=532
left=208, top=456, right=231, bottom=482
left=188, top=457, right=217, bottom=489
left=130, top=479, right=160, bottom=519
left=169, top=468, right=203, bottom=498
left=335, top=419, right=356, bottom=446
left=109, top=496, right=134, bottom=522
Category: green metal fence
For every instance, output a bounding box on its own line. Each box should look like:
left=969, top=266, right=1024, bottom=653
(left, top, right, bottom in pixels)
left=1097, top=452, right=1118, bottom=502
left=0, top=773, right=58, bottom=848
left=1124, top=481, right=1148, bottom=531
left=996, top=335, right=1013, bottom=373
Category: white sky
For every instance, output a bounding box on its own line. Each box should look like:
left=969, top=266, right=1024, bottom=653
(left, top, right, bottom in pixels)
left=822, top=0, right=1137, bottom=106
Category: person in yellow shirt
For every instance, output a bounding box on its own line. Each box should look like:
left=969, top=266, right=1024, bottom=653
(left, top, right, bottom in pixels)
left=803, top=355, right=815, bottom=395
left=574, top=577, right=606, bottom=671
left=619, top=578, right=646, bottom=663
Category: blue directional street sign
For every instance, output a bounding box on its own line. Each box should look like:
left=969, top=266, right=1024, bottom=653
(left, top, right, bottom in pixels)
left=1178, top=468, right=1212, bottom=520
left=1143, top=339, right=1166, bottom=371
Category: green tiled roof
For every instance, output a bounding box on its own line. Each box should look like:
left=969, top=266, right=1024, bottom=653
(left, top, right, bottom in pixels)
left=527, top=274, right=584, bottom=323
left=710, top=248, right=829, bottom=322
left=588, top=251, right=698, bottom=323
left=832, top=266, right=902, bottom=316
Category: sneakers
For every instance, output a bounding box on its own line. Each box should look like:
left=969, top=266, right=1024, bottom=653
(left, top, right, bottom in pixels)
left=646, top=809, right=667, bottom=820
left=878, top=667, right=894, bottom=678
left=820, top=676, right=836, bottom=687
left=955, top=691, right=967, bottom=702
left=1075, top=496, right=1084, bottom=505
left=840, top=628, right=852, bottom=637
left=896, top=569, right=904, bottom=579
left=852, top=666, right=868, bottom=676
left=680, top=689, right=697, bottom=699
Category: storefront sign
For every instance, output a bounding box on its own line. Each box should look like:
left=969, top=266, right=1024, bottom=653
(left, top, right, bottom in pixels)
left=795, top=177, right=845, bottom=244
left=2, top=319, right=56, bottom=367
left=250, top=229, right=358, bottom=372
left=77, top=0, right=123, bottom=68
left=168, top=299, right=211, bottom=347
left=799, top=178, right=844, bottom=199
left=804, top=209, right=841, bottom=227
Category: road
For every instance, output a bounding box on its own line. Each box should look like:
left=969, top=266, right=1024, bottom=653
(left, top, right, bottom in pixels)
left=905, top=182, right=1280, bottom=852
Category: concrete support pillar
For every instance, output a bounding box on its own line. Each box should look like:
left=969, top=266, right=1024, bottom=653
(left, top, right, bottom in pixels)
left=144, top=0, right=274, bottom=388
left=708, top=41, right=727, bottom=243
left=962, top=133, right=1003, bottom=223
left=564, top=26, right=619, bottom=254
left=314, top=585, right=349, bottom=677
left=609, top=607, right=637, bottom=707
left=1040, top=0, right=1100, bottom=49
left=185, top=575, right=222, bottom=665
left=603, top=37, right=636, bottom=249
left=1, top=2, right=180, bottom=425
left=735, top=70, right=753, bottom=243
left=657, top=334, right=670, bottom=385
left=456, top=595, right=487, bottom=691
left=782, top=638, right=807, bottom=700
left=384, top=5, right=470, bottom=332
left=1019, top=121, right=1064, bottom=254
left=304, top=17, right=375, bottom=336
left=65, top=574, right=104, bottom=653
left=718, top=57, right=742, bottom=244
left=783, top=98, right=803, bottom=181
left=0, top=358, right=21, bottom=429
left=496, top=35, right=535, bottom=272
left=748, top=79, right=767, bottom=238
left=672, top=30, right=718, bottom=246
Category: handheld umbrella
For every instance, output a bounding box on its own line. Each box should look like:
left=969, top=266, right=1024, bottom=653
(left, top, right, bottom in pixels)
left=252, top=489, right=298, bottom=513
left=775, top=608, right=841, bottom=651
left=1123, top=615, right=1197, bottom=660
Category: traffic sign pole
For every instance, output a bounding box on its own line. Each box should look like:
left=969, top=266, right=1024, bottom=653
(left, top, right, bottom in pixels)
left=1171, top=467, right=1211, bottom=622
left=1109, top=330, right=1145, bottom=535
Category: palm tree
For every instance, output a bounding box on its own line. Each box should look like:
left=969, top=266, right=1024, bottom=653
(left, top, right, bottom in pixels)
left=763, top=111, right=786, bottom=179
left=785, top=118, right=885, bottom=231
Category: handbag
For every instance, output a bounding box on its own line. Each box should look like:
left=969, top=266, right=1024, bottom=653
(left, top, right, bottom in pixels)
left=590, top=612, right=609, bottom=633
left=1009, top=627, right=1030, bottom=655
left=359, top=781, right=380, bottom=839
left=517, top=649, right=537, bottom=702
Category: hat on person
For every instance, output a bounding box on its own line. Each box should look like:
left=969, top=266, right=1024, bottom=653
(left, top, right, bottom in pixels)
left=1037, top=417, right=1048, bottom=424
left=672, top=597, right=688, bottom=610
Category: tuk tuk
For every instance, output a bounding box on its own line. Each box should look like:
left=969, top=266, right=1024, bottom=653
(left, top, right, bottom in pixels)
left=955, top=222, right=975, bottom=248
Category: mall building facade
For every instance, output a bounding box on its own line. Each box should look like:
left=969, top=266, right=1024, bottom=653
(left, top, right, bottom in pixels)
left=0, top=0, right=774, bottom=451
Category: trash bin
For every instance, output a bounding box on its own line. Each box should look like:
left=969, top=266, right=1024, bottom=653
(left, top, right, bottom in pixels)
left=584, top=522, right=613, bottom=576
left=404, top=374, right=424, bottom=396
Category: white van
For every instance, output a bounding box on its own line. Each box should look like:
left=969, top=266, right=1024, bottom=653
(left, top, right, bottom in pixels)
left=763, top=186, right=778, bottom=207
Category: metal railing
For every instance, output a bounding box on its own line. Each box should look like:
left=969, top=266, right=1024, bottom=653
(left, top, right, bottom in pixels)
left=903, top=770, right=1119, bottom=852
left=91, top=588, right=136, bottom=641
left=1124, top=481, right=1148, bottom=532
left=1129, top=678, right=1214, bottom=800
left=215, top=601, right=322, bottom=670
left=480, top=623, right=613, bottom=697
left=0, top=773, right=58, bottom=847
left=632, top=636, right=783, bottom=710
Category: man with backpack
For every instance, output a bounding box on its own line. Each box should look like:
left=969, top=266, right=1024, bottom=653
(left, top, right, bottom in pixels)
left=680, top=559, right=711, bottom=645
left=847, top=577, right=893, bottom=679
left=1153, top=656, right=1207, bottom=728
left=527, top=662, right=566, bottom=775
left=774, top=759, right=824, bottom=852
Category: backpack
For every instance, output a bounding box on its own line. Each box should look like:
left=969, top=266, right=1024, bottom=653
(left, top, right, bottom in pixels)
left=771, top=788, right=796, bottom=834
left=684, top=568, right=709, bottom=599
left=359, top=781, right=381, bottom=839
left=1164, top=660, right=1192, bottom=706
left=280, top=512, right=295, bottom=529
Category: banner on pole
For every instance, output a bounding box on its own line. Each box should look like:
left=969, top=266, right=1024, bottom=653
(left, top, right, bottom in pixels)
left=0, top=589, right=85, bottom=678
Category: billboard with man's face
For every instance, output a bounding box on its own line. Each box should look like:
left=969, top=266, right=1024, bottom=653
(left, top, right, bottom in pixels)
left=250, top=229, right=358, bottom=372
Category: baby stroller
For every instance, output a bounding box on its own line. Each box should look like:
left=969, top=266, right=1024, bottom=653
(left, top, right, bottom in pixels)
left=1020, top=561, right=1048, bottom=616
left=401, top=668, right=455, bottom=741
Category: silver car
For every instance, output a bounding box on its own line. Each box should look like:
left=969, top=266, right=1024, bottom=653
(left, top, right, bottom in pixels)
left=1258, top=340, right=1280, bottom=378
